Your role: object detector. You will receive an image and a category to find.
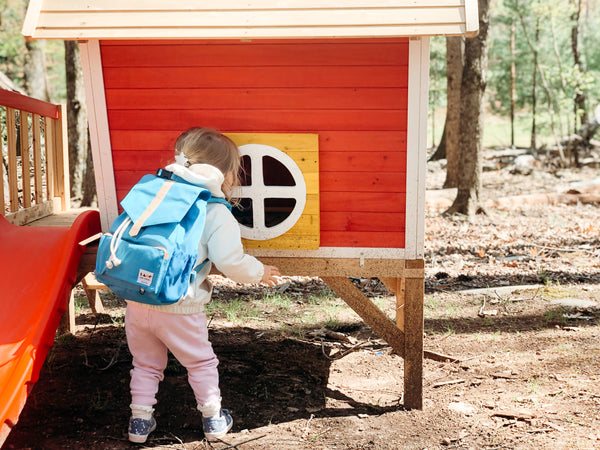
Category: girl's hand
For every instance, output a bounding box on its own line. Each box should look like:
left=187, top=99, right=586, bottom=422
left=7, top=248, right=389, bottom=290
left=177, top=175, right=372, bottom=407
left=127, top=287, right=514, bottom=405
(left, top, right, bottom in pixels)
left=261, top=265, right=281, bottom=286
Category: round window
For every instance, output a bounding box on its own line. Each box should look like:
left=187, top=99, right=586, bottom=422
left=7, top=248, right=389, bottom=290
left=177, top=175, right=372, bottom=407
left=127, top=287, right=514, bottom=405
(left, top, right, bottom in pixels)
left=232, top=144, right=307, bottom=240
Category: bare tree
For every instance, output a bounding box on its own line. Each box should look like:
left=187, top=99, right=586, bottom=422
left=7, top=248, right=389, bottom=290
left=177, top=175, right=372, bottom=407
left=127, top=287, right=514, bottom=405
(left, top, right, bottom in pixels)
left=530, top=18, right=540, bottom=151
left=445, top=0, right=491, bottom=217
left=23, top=40, right=50, bottom=101
left=513, top=0, right=566, bottom=164
left=428, top=36, right=464, bottom=188
left=570, top=0, right=587, bottom=126
left=65, top=41, right=96, bottom=206
left=443, top=36, right=465, bottom=188
left=510, top=21, right=516, bottom=148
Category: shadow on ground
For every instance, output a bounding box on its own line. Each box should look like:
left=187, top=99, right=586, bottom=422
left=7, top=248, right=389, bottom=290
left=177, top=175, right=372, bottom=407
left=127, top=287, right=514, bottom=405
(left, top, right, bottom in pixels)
left=4, top=323, right=402, bottom=449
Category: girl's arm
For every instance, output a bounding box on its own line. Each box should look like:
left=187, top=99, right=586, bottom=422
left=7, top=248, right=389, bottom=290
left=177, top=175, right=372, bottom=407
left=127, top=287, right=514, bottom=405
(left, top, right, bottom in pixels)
left=204, top=205, right=273, bottom=284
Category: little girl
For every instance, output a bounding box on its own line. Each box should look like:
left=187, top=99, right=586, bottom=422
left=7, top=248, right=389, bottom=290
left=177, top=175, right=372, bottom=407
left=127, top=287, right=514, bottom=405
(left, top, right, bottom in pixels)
left=125, top=127, right=280, bottom=443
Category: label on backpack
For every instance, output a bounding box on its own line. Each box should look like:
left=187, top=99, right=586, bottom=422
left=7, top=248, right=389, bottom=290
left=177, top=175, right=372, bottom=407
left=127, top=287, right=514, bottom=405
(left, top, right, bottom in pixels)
left=137, top=269, right=154, bottom=287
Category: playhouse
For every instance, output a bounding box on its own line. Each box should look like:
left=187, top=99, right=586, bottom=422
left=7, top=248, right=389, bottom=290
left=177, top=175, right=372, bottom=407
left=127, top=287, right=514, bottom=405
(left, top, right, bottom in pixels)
left=21, top=0, right=479, bottom=411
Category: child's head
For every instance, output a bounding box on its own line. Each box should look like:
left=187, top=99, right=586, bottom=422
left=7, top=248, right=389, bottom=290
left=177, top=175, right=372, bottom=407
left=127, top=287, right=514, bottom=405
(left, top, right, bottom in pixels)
left=174, top=127, right=241, bottom=197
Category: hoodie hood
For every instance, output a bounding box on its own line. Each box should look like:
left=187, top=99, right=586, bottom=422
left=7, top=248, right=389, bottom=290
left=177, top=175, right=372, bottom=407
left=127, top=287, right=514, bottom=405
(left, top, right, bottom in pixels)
left=165, top=163, right=226, bottom=198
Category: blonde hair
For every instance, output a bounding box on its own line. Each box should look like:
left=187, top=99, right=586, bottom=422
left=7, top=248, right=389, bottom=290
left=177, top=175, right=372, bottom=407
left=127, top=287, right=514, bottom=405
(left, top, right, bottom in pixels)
left=174, top=127, right=241, bottom=200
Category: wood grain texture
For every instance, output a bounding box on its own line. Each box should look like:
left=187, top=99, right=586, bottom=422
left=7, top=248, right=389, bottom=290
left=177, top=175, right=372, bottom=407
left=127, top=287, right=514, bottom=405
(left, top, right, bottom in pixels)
left=25, top=3, right=476, bottom=39
left=321, top=276, right=405, bottom=357
left=403, top=259, right=424, bottom=409
left=103, top=39, right=409, bottom=249
left=380, top=277, right=406, bottom=330
left=256, top=257, right=423, bottom=277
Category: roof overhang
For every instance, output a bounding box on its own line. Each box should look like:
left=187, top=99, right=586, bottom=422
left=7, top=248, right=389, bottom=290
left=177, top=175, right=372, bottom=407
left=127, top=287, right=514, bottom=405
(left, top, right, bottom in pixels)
left=23, top=0, right=479, bottom=40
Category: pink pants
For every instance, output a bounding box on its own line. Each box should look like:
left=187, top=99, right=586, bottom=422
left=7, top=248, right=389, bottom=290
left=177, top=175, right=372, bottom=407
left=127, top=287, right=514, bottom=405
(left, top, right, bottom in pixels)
left=125, top=302, right=220, bottom=407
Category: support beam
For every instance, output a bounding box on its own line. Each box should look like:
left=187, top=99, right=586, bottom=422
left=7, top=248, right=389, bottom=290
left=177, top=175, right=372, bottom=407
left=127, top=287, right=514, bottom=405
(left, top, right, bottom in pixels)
left=321, top=276, right=405, bottom=357
left=380, top=277, right=405, bottom=331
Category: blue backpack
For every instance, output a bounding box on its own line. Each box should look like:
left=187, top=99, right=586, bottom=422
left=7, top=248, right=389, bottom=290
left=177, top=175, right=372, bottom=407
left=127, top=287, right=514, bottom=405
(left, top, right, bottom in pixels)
left=95, top=169, right=229, bottom=305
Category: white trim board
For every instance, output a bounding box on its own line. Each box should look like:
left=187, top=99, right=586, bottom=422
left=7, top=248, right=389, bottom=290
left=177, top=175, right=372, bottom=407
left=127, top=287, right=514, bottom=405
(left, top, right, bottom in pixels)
left=248, top=247, right=406, bottom=259
left=405, top=37, right=430, bottom=260
left=80, top=40, right=119, bottom=231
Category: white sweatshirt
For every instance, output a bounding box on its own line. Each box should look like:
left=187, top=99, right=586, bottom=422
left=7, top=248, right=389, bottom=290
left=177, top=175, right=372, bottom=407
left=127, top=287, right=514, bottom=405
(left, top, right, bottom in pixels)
left=126, top=162, right=264, bottom=314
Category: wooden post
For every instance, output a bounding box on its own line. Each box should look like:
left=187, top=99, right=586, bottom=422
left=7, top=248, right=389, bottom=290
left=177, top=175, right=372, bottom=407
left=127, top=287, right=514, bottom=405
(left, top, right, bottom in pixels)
left=380, top=277, right=406, bottom=331
left=20, top=110, right=32, bottom=209
left=58, top=290, right=76, bottom=334
left=43, top=116, right=55, bottom=202
left=32, top=114, right=43, bottom=204
left=6, top=108, right=19, bottom=213
left=52, top=104, right=70, bottom=211
left=403, top=259, right=424, bottom=409
left=82, top=273, right=106, bottom=314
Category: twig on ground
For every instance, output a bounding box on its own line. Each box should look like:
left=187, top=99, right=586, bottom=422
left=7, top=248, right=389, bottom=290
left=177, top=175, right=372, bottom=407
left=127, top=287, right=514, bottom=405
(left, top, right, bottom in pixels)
left=216, top=434, right=267, bottom=450
left=169, top=432, right=184, bottom=445
left=478, top=296, right=487, bottom=317
left=526, top=242, right=597, bottom=255
left=530, top=287, right=542, bottom=302
left=207, top=313, right=216, bottom=329
left=304, top=413, right=315, bottom=435
left=432, top=378, right=466, bottom=388
left=423, top=350, right=460, bottom=363
left=82, top=340, right=122, bottom=371
left=322, top=340, right=370, bottom=360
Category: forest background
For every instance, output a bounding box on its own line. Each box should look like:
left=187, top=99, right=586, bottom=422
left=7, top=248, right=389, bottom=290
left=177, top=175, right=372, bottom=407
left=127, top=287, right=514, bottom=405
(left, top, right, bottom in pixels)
left=2, top=0, right=600, bottom=207
left=3, top=2, right=600, bottom=448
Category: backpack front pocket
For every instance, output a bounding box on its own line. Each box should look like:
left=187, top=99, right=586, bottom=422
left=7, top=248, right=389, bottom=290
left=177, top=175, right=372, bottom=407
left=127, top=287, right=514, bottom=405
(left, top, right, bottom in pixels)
left=95, top=235, right=176, bottom=305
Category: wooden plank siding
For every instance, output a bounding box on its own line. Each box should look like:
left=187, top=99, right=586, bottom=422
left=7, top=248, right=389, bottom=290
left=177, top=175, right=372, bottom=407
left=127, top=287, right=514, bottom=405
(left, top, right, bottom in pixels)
left=23, top=1, right=479, bottom=40
left=101, top=39, right=408, bottom=249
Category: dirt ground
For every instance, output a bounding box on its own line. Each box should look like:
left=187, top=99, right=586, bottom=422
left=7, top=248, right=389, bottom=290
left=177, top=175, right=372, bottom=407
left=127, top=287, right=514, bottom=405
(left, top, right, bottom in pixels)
left=4, top=150, right=600, bottom=450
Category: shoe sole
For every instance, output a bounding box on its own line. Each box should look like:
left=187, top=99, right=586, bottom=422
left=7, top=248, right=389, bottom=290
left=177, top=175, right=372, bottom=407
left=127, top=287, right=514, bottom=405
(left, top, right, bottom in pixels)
left=129, top=422, right=157, bottom=443
left=204, top=421, right=233, bottom=440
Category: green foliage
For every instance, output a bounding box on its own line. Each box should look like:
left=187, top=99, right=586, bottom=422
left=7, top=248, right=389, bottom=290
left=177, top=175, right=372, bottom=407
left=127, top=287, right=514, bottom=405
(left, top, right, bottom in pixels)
left=488, top=0, right=598, bottom=135
left=0, top=0, right=65, bottom=101
left=428, top=36, right=447, bottom=110
left=428, top=37, right=447, bottom=145
left=3, top=0, right=600, bottom=145
left=428, top=0, right=600, bottom=147
left=0, top=0, right=27, bottom=87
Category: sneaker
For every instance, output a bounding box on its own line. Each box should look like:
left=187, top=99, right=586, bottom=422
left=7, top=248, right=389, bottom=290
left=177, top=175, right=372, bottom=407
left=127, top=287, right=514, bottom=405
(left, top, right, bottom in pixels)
left=202, top=409, right=233, bottom=440
left=128, top=416, right=157, bottom=443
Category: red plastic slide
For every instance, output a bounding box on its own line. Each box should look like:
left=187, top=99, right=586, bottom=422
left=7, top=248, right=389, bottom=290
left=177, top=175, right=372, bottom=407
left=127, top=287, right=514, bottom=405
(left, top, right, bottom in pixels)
left=0, top=210, right=101, bottom=446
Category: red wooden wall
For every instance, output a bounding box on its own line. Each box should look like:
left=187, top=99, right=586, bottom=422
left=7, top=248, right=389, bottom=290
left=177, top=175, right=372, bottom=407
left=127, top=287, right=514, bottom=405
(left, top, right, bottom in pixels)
left=101, top=38, right=408, bottom=249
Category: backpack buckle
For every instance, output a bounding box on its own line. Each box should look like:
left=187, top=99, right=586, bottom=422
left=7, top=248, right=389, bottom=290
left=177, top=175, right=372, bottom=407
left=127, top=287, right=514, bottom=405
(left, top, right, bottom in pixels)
left=156, top=168, right=174, bottom=180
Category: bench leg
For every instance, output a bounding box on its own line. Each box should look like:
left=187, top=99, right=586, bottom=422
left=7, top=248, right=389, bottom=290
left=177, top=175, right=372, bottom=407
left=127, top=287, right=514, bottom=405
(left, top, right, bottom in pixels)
left=85, top=287, right=105, bottom=314
left=81, top=273, right=107, bottom=314
left=58, top=290, right=76, bottom=334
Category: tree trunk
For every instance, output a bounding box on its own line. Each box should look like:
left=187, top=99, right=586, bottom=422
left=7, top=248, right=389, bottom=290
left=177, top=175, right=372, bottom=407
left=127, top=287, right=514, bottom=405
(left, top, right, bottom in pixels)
left=65, top=41, right=96, bottom=206
left=23, top=40, right=50, bottom=101
left=81, top=129, right=97, bottom=206
left=571, top=0, right=587, bottom=126
left=515, top=0, right=565, bottom=163
left=429, top=125, right=446, bottom=161
left=443, top=36, right=465, bottom=188
left=531, top=19, right=539, bottom=151
left=446, top=0, right=490, bottom=217
left=510, top=21, right=516, bottom=148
